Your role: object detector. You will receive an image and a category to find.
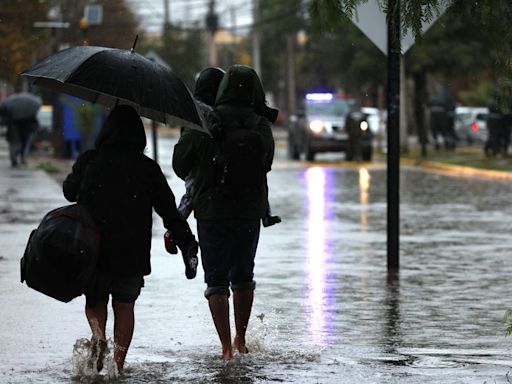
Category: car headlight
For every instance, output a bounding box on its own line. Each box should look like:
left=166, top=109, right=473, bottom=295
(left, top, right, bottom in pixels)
left=309, top=119, right=324, bottom=133
left=360, top=121, right=369, bottom=131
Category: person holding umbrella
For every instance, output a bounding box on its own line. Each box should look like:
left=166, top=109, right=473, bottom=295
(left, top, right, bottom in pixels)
left=23, top=44, right=203, bottom=372
left=0, top=92, right=41, bottom=167
left=63, top=105, right=198, bottom=373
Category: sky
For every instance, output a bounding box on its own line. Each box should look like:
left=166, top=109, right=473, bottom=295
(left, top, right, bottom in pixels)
left=125, top=0, right=254, bottom=34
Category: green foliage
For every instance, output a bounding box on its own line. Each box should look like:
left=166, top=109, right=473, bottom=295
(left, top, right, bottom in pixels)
left=308, top=0, right=512, bottom=109
left=503, top=309, right=512, bottom=336
left=259, top=0, right=304, bottom=98
left=38, top=161, right=60, bottom=174
left=296, top=20, right=386, bottom=97
left=65, top=99, right=102, bottom=150
left=458, top=81, right=494, bottom=107
left=308, top=0, right=449, bottom=39
left=158, top=23, right=204, bottom=90
left=0, top=0, right=50, bottom=89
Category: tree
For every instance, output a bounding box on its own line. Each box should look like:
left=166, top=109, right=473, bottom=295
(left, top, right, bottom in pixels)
left=309, top=0, right=512, bottom=108
left=158, top=23, right=204, bottom=90
left=0, top=0, right=50, bottom=90
left=60, top=0, right=140, bottom=50
left=296, top=21, right=386, bottom=104
left=259, top=0, right=304, bottom=111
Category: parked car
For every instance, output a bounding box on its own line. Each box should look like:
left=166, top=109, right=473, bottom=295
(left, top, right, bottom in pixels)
left=454, top=106, right=489, bottom=144
left=288, top=92, right=373, bottom=161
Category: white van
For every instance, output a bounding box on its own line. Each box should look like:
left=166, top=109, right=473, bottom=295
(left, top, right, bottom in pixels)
left=454, top=106, right=489, bottom=144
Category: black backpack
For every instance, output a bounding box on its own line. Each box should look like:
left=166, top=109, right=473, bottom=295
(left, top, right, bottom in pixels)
left=211, top=111, right=266, bottom=199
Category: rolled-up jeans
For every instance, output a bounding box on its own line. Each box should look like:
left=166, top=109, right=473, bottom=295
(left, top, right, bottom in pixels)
left=197, top=219, right=260, bottom=298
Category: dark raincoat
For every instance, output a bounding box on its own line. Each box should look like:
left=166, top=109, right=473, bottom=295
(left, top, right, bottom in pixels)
left=63, top=105, right=195, bottom=276
left=172, top=65, right=275, bottom=220
left=215, top=65, right=278, bottom=124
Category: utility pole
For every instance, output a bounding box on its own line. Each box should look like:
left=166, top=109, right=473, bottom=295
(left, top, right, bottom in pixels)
left=286, top=34, right=296, bottom=118
left=153, top=0, right=172, bottom=163
left=252, top=0, right=261, bottom=76
left=206, top=0, right=218, bottom=66
left=399, top=55, right=408, bottom=152
left=387, top=0, right=400, bottom=271
left=230, top=7, right=237, bottom=64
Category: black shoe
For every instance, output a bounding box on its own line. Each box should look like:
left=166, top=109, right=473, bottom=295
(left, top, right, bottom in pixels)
left=183, top=242, right=199, bottom=279
left=262, top=215, right=282, bottom=227
left=183, top=254, right=198, bottom=279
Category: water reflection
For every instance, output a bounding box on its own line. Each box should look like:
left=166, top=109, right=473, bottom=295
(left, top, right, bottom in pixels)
left=305, top=167, right=333, bottom=345
left=382, top=272, right=402, bottom=353
left=358, top=167, right=371, bottom=229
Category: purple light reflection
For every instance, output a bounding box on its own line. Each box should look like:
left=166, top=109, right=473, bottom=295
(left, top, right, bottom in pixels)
left=305, top=167, right=334, bottom=345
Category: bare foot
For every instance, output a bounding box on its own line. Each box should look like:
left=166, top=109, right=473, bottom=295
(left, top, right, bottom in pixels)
left=233, top=335, right=249, bottom=354
left=222, top=346, right=233, bottom=360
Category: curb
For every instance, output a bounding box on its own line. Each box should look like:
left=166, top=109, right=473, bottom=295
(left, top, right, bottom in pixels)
left=401, top=158, right=512, bottom=181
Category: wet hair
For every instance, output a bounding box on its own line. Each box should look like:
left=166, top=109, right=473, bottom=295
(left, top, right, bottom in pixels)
left=94, top=105, right=146, bottom=152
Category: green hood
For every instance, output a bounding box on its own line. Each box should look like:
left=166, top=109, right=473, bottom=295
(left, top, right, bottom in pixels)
left=215, top=65, right=279, bottom=123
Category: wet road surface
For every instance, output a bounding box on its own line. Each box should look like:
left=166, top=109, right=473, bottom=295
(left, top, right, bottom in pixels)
left=1, top=134, right=512, bottom=383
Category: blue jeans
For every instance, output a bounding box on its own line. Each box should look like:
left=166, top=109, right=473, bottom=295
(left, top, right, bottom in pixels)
left=197, top=219, right=260, bottom=298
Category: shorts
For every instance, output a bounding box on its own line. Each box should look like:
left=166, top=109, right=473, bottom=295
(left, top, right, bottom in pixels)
left=86, top=273, right=145, bottom=306
left=197, top=219, right=260, bottom=298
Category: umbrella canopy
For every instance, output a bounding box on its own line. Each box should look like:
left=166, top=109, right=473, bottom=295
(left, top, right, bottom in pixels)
left=0, top=92, right=42, bottom=121
left=21, top=46, right=204, bottom=131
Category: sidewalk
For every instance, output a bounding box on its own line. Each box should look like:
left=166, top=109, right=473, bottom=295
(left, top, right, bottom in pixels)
left=0, top=139, right=87, bottom=381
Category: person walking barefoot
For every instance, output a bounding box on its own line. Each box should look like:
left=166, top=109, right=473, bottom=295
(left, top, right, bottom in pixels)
left=64, top=105, right=197, bottom=372
left=173, top=65, right=275, bottom=359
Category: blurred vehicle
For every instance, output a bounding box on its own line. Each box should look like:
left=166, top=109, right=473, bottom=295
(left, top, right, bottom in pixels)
left=454, top=106, right=489, bottom=144
left=287, top=92, right=373, bottom=161
left=361, top=107, right=381, bottom=135
left=35, top=104, right=53, bottom=141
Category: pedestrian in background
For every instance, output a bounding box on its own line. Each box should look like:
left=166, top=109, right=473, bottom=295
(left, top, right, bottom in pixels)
left=173, top=65, right=275, bottom=360
left=63, top=105, right=198, bottom=373
left=485, top=98, right=503, bottom=157
left=0, top=109, right=38, bottom=167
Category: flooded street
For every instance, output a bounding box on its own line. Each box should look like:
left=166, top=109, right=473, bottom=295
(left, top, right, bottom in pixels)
left=1, top=134, right=512, bottom=383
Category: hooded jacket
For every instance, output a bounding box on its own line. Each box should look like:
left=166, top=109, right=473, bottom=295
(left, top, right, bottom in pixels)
left=63, top=105, right=195, bottom=276
left=172, top=65, right=274, bottom=220
left=215, top=65, right=278, bottom=124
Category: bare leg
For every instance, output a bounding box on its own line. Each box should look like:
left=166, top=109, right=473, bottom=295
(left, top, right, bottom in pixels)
left=85, top=299, right=108, bottom=371
left=85, top=299, right=108, bottom=342
left=208, top=294, right=233, bottom=360
left=112, top=301, right=135, bottom=373
left=232, top=289, right=253, bottom=353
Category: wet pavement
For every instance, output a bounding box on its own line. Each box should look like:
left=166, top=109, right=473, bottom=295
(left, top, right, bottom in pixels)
left=1, top=132, right=512, bottom=383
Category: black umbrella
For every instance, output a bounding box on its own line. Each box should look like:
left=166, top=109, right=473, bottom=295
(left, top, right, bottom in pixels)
left=0, top=92, right=42, bottom=121
left=21, top=45, right=204, bottom=131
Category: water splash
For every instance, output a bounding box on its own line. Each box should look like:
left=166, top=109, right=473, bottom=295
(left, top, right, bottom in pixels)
left=71, top=338, right=119, bottom=382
